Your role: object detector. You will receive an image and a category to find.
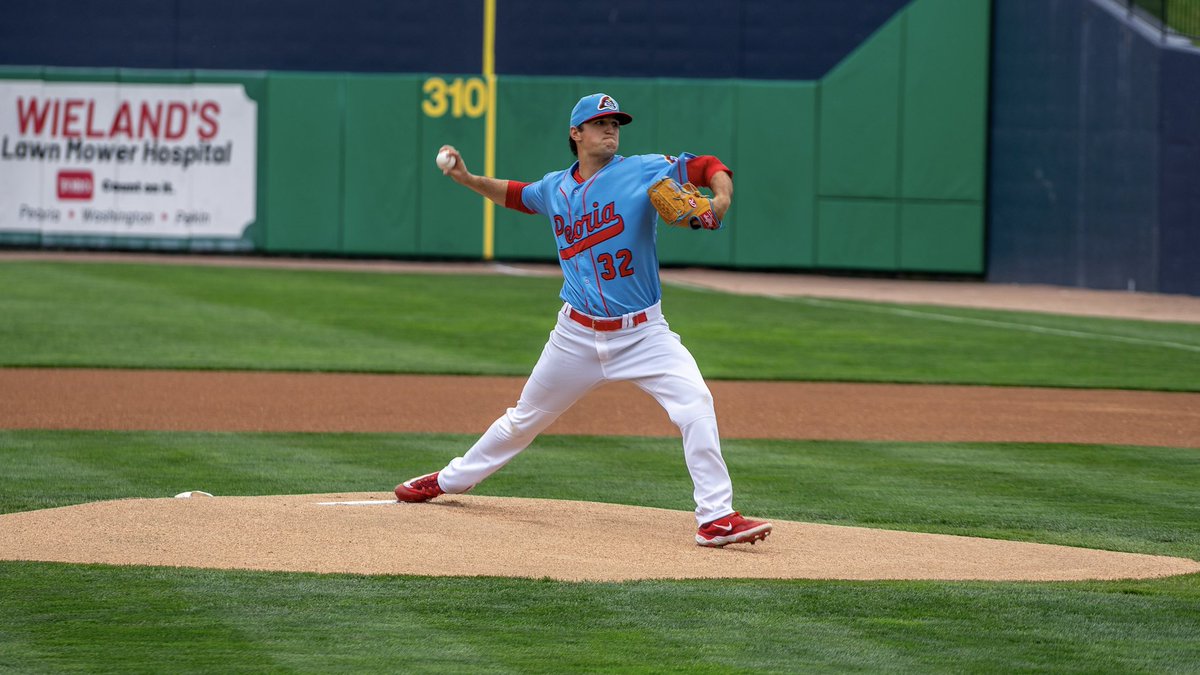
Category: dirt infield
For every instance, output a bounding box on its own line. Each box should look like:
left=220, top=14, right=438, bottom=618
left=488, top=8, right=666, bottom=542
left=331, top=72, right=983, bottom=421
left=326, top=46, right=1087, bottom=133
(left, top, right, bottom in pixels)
left=2, top=253, right=1198, bottom=581
left=3, top=369, right=1199, bottom=447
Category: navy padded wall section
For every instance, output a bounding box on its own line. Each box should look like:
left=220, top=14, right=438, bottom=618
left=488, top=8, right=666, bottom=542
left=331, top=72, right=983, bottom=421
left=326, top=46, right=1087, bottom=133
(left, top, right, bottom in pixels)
left=1, top=0, right=482, bottom=74
left=1075, top=0, right=1160, bottom=292
left=495, top=0, right=912, bottom=80
left=1158, top=49, right=1200, bottom=296
left=988, top=0, right=1165, bottom=292
left=987, top=0, right=1084, bottom=287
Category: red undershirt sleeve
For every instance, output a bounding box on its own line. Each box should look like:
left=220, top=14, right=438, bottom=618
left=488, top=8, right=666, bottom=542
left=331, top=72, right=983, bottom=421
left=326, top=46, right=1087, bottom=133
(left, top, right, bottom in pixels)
left=505, top=180, right=537, bottom=214
left=684, top=156, right=733, bottom=188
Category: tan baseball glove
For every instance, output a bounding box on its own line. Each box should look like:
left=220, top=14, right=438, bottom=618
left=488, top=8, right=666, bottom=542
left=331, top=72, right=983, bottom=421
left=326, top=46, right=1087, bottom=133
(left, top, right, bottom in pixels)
left=647, top=177, right=721, bottom=230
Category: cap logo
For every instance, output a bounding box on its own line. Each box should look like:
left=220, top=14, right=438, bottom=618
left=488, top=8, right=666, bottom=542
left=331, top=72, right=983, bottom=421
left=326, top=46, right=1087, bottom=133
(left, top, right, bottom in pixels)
left=597, top=95, right=618, bottom=112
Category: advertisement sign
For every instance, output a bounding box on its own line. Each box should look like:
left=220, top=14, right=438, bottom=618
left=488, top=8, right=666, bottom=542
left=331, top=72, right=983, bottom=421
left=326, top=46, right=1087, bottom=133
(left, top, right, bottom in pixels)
left=0, top=81, right=257, bottom=239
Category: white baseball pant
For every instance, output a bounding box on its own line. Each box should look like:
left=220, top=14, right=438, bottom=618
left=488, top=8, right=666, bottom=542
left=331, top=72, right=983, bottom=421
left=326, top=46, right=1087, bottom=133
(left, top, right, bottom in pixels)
left=437, top=301, right=735, bottom=525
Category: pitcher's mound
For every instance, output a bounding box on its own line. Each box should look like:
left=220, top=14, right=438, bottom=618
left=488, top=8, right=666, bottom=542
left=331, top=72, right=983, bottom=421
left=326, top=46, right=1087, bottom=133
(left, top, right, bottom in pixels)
left=1, top=493, right=1196, bottom=582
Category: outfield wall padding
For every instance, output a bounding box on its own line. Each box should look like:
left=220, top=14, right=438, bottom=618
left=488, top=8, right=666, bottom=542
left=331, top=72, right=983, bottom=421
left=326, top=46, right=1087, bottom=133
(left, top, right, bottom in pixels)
left=1158, top=49, right=1200, bottom=296
left=263, top=74, right=343, bottom=254
left=341, top=75, right=422, bottom=257
left=989, top=0, right=1199, bottom=294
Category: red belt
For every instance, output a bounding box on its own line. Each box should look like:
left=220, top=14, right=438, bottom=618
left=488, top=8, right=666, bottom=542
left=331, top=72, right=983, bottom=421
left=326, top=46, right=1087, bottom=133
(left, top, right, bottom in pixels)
left=568, top=308, right=647, bottom=331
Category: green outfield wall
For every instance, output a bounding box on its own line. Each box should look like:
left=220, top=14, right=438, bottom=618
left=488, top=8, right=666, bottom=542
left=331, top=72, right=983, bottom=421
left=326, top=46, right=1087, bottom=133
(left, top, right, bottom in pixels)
left=0, top=0, right=989, bottom=274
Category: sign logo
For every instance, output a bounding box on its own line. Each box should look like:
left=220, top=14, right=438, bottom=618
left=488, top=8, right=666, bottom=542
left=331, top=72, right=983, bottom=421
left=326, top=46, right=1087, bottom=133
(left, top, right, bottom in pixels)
left=56, top=170, right=93, bottom=200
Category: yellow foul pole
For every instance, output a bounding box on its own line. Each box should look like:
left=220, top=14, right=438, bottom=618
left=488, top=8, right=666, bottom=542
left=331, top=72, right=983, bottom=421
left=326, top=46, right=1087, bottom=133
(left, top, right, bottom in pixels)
left=483, top=0, right=497, bottom=260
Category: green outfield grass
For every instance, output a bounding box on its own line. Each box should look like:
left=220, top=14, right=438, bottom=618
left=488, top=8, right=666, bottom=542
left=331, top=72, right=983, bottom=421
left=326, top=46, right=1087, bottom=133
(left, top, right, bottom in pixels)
left=2, top=564, right=1197, bottom=674
left=1, top=261, right=1198, bottom=390
left=2, top=258, right=1198, bottom=672
left=0, top=430, right=1198, bottom=672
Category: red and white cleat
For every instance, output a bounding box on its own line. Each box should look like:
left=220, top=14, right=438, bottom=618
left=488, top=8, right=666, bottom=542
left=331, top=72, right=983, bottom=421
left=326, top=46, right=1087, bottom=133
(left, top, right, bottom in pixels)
left=695, top=512, right=772, bottom=547
left=394, top=471, right=445, bottom=503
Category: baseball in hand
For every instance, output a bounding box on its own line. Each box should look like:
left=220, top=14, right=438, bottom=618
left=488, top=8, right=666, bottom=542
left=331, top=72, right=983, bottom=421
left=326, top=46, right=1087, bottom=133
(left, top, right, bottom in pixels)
left=436, top=150, right=456, bottom=171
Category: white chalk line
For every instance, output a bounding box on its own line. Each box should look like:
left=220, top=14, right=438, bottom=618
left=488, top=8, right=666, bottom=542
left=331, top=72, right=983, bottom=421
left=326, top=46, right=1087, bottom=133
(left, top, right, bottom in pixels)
left=491, top=263, right=556, bottom=278
left=316, top=500, right=397, bottom=506
left=777, top=296, right=1200, bottom=353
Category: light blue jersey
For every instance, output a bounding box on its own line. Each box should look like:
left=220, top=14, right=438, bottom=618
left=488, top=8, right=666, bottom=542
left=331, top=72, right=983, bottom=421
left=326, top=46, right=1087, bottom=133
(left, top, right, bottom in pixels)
left=520, top=152, right=696, bottom=317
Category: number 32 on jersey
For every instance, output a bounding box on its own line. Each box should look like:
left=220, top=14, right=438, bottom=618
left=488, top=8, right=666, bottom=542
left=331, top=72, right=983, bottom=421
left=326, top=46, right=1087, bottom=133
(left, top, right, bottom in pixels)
left=596, top=249, right=634, bottom=280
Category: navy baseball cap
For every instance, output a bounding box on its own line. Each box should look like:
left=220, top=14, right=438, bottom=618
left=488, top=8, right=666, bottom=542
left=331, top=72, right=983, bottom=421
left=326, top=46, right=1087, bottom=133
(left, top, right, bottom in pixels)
left=570, top=93, right=633, bottom=128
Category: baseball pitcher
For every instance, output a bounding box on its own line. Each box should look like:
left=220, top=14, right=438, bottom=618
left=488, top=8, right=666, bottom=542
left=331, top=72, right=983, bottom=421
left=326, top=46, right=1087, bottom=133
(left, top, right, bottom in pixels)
left=396, top=93, right=771, bottom=547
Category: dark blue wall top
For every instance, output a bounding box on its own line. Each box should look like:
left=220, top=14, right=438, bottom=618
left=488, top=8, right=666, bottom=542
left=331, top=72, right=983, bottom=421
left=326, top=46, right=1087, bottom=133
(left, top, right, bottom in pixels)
left=2, top=0, right=483, bottom=74
left=495, top=0, right=911, bottom=80
left=3, top=0, right=909, bottom=80
left=4, top=0, right=177, bottom=70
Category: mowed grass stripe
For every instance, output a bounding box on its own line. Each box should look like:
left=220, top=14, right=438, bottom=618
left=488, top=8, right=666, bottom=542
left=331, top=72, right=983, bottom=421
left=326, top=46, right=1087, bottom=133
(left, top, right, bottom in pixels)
left=787, top=296, right=1200, bottom=353
left=1, top=562, right=1198, bottom=673
left=0, top=262, right=522, bottom=373
left=2, top=261, right=1199, bottom=390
